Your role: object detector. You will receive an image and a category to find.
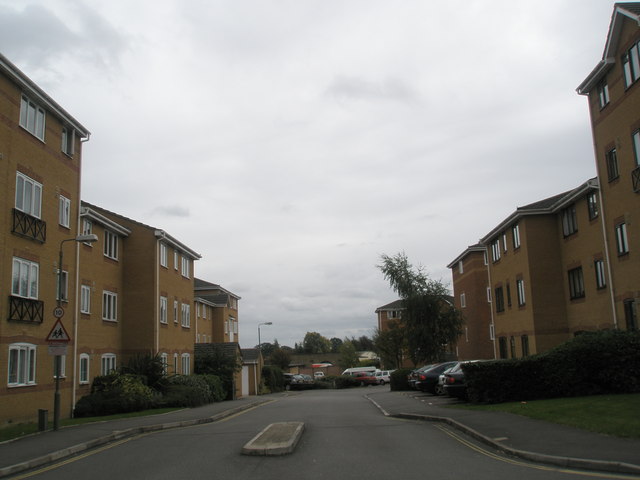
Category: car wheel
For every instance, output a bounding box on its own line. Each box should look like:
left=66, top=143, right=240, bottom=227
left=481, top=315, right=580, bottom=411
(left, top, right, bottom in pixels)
left=434, top=384, right=445, bottom=396
left=380, top=380, right=385, bottom=385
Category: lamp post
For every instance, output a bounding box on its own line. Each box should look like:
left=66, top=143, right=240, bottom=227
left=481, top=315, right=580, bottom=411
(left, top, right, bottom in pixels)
left=257, top=322, right=273, bottom=353
left=54, top=233, right=98, bottom=430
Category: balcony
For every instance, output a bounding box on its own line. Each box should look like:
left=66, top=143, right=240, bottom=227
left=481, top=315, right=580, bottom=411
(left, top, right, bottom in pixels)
left=8, top=295, right=44, bottom=324
left=632, top=165, right=640, bottom=193
left=12, top=208, right=46, bottom=243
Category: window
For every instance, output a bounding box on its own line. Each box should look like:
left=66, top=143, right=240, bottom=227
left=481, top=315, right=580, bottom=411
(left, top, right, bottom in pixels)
left=521, top=335, right=530, bottom=357
left=15, top=172, right=42, bottom=218
left=483, top=250, right=488, bottom=265
left=58, top=195, right=71, bottom=228
left=502, top=233, right=507, bottom=253
left=19, top=94, right=45, bottom=140
left=615, top=222, right=629, bottom=255
left=498, top=337, right=508, bottom=359
left=388, top=310, right=401, bottom=319
left=82, top=218, right=93, bottom=239
left=510, top=336, right=516, bottom=358
left=486, top=287, right=491, bottom=303
left=506, top=283, right=512, bottom=307
left=104, top=231, right=118, bottom=260
left=597, top=79, right=610, bottom=108
left=460, top=293, right=466, bottom=308
left=101, top=354, right=116, bottom=375
left=160, top=296, right=168, bottom=324
left=56, top=270, right=68, bottom=302
left=181, top=303, right=191, bottom=327
left=12, top=257, right=39, bottom=299
left=8, top=343, right=37, bottom=386
left=160, top=353, right=168, bottom=374
left=489, top=324, right=495, bottom=341
left=173, top=354, right=178, bottom=374
left=181, top=353, right=191, bottom=375
left=458, top=261, right=463, bottom=274
left=79, top=354, right=90, bottom=384
left=561, top=205, right=578, bottom=237
left=495, top=286, right=504, bottom=313
left=622, top=40, right=640, bottom=88
left=606, top=148, right=619, bottom=181
left=568, top=267, right=585, bottom=300
left=61, top=127, right=74, bottom=156
left=81, top=285, right=91, bottom=313
left=174, top=300, right=179, bottom=323
left=587, top=192, right=599, bottom=220
left=512, top=224, right=520, bottom=249
left=491, top=239, right=501, bottom=262
left=174, top=250, right=178, bottom=270
left=595, top=259, right=607, bottom=289
left=53, top=355, right=66, bottom=379
left=633, top=130, right=640, bottom=166
left=516, top=279, right=525, bottom=306
left=160, top=243, right=168, bottom=267
left=102, top=291, right=117, bottom=321
left=181, top=255, right=190, bottom=278
left=624, top=299, right=638, bottom=331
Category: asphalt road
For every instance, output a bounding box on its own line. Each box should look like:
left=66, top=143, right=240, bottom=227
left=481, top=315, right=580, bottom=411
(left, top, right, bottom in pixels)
left=12, top=387, right=626, bottom=480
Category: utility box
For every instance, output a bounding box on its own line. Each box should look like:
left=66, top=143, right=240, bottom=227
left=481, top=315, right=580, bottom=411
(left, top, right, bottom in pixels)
left=38, top=409, right=48, bottom=432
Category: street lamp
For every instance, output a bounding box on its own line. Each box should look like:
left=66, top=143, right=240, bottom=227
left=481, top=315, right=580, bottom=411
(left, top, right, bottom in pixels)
left=257, top=322, right=273, bottom=353
left=54, top=233, right=98, bottom=430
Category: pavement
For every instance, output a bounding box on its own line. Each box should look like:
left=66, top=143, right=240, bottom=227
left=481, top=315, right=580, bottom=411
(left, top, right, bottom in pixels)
left=1, top=389, right=639, bottom=478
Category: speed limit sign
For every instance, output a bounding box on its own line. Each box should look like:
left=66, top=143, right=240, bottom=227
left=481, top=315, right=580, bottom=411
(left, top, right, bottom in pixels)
left=53, top=307, right=64, bottom=319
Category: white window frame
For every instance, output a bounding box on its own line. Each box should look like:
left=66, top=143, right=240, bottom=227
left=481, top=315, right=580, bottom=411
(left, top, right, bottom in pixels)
left=486, top=287, right=492, bottom=303
left=460, top=293, right=466, bottom=308
left=61, top=126, right=74, bottom=156
left=597, top=79, right=609, bottom=108
left=458, top=261, right=463, bottom=274
left=8, top=343, right=37, bottom=386
left=80, top=285, right=91, bottom=313
left=633, top=130, right=640, bottom=167
left=59, top=195, right=71, bottom=228
left=19, top=94, right=45, bottom=140
left=181, top=303, right=191, bottom=328
left=561, top=205, right=578, bottom=237
left=160, top=353, right=168, bottom=375
left=160, top=296, right=168, bottom=324
left=595, top=259, right=607, bottom=289
left=101, top=354, right=116, bottom=375
left=516, top=279, right=526, bottom=306
left=56, top=269, right=69, bottom=302
left=174, top=300, right=179, bottom=323
left=160, top=243, right=168, bottom=267
left=622, top=40, right=640, bottom=88
left=502, top=233, right=508, bottom=253
left=491, top=239, right=501, bottom=262
left=181, top=255, right=190, bottom=278
left=181, top=353, right=191, bottom=375
left=79, top=354, right=90, bottom=384
left=104, top=231, right=118, bottom=260
left=12, top=257, right=39, bottom=299
left=15, top=172, right=42, bottom=218
left=174, top=250, right=179, bottom=270
left=102, top=291, right=117, bottom=321
left=615, top=222, right=629, bottom=255
left=173, top=353, right=178, bottom=374
left=512, top=224, right=520, bottom=249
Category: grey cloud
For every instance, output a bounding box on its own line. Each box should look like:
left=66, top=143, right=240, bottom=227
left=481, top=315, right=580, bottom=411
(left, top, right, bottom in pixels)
left=150, top=205, right=190, bottom=217
left=325, top=75, right=419, bottom=103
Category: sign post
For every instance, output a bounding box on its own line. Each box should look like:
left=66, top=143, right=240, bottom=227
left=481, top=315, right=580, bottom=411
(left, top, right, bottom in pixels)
left=47, top=316, right=70, bottom=431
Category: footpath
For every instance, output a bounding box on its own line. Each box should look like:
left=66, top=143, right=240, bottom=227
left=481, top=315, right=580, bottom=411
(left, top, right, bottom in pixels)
left=1, top=390, right=639, bottom=478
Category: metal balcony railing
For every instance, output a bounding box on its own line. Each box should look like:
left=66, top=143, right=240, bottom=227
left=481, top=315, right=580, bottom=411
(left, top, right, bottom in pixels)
left=12, top=208, right=46, bottom=243
left=632, top=165, right=640, bottom=193
left=8, top=296, right=44, bottom=323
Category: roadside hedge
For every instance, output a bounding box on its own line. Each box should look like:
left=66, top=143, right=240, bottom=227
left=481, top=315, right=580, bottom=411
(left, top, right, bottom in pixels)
left=390, top=368, right=412, bottom=391
left=262, top=365, right=285, bottom=392
left=465, top=330, right=640, bottom=403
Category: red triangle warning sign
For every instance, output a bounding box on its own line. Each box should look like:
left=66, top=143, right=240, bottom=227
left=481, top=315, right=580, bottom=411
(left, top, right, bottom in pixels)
left=47, top=319, right=71, bottom=342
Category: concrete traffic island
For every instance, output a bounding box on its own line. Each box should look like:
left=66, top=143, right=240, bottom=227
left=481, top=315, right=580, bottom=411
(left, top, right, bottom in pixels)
left=241, top=422, right=305, bottom=456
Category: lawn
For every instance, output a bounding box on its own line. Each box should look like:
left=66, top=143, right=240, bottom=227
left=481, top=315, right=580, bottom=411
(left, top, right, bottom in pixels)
left=0, top=407, right=181, bottom=443
left=449, top=393, right=640, bottom=438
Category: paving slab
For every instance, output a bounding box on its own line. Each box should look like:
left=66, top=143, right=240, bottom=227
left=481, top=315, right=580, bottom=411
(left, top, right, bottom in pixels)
left=241, top=422, right=305, bottom=456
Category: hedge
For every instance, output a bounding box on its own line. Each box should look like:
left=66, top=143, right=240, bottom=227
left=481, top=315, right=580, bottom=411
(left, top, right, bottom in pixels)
left=465, top=330, right=640, bottom=403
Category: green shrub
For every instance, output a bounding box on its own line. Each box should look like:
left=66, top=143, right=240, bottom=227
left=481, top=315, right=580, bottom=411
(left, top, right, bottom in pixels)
left=390, top=368, right=412, bottom=391
left=465, top=330, right=640, bottom=403
left=156, top=375, right=214, bottom=407
left=331, top=375, right=361, bottom=389
left=262, top=365, right=284, bottom=392
left=199, top=374, right=226, bottom=402
left=74, top=373, right=156, bottom=417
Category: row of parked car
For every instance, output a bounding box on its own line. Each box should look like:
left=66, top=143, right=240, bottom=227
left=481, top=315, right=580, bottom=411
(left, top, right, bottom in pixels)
left=408, top=360, right=483, bottom=399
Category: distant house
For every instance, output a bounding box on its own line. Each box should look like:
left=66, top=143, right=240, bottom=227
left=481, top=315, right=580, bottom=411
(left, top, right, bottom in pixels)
left=240, top=348, right=263, bottom=396
left=195, top=342, right=243, bottom=400
left=194, top=278, right=241, bottom=343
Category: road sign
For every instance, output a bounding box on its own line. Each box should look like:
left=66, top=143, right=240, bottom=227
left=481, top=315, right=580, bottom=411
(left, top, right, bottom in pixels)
left=48, top=345, right=68, bottom=356
left=46, top=319, right=71, bottom=343
left=53, top=306, right=64, bottom=319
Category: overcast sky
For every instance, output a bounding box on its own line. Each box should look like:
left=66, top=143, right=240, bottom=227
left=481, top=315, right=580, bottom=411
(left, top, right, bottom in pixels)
left=1, top=0, right=614, bottom=348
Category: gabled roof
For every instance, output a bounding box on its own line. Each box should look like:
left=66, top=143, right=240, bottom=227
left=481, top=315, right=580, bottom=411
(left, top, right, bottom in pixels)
left=446, top=243, right=486, bottom=269
left=375, top=299, right=404, bottom=312
left=480, top=178, right=598, bottom=244
left=241, top=348, right=262, bottom=364
left=195, top=342, right=242, bottom=359
left=0, top=53, right=90, bottom=138
left=194, top=278, right=241, bottom=300
left=577, top=3, right=640, bottom=94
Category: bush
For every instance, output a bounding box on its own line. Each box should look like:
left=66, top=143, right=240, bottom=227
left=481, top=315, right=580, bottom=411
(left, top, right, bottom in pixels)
left=74, top=373, right=156, bottom=417
left=199, top=374, right=226, bottom=402
left=465, top=330, right=640, bottom=403
left=390, top=368, right=412, bottom=391
left=156, top=375, right=215, bottom=408
left=262, top=365, right=285, bottom=392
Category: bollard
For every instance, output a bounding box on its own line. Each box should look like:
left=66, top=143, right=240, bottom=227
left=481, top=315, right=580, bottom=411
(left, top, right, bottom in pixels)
left=38, top=409, right=48, bottom=432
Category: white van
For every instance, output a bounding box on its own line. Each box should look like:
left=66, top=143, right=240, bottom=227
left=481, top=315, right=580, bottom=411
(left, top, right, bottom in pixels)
left=341, top=366, right=378, bottom=376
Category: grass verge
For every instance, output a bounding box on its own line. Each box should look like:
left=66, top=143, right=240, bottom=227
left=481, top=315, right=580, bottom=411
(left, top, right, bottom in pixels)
left=448, top=393, right=640, bottom=438
left=0, top=407, right=181, bottom=443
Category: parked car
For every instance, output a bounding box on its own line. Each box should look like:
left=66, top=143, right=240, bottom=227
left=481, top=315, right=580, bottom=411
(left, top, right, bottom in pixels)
left=353, top=371, right=379, bottom=386
left=283, top=373, right=295, bottom=390
left=437, top=362, right=460, bottom=395
left=415, top=362, right=458, bottom=394
left=374, top=370, right=394, bottom=385
left=443, top=360, right=486, bottom=399
left=290, top=374, right=315, bottom=390
left=313, top=371, right=325, bottom=379
left=408, top=365, right=434, bottom=389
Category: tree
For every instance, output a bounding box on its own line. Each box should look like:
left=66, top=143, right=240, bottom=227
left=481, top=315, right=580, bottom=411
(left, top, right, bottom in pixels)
left=302, top=332, right=332, bottom=354
left=378, top=252, right=464, bottom=364
left=373, top=323, right=407, bottom=369
left=330, top=337, right=343, bottom=353
left=194, top=345, right=241, bottom=400
left=269, top=348, right=292, bottom=371
left=338, top=341, right=360, bottom=370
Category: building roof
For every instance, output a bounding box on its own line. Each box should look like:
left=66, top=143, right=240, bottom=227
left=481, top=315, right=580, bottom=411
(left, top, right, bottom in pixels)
left=480, top=178, right=598, bottom=244
left=446, top=243, right=486, bottom=269
left=82, top=201, right=201, bottom=259
left=194, top=278, right=241, bottom=300
left=577, top=3, right=640, bottom=94
left=0, top=53, right=90, bottom=138
left=375, top=299, right=405, bottom=312
left=241, top=348, right=261, bottom=364
left=195, top=342, right=242, bottom=359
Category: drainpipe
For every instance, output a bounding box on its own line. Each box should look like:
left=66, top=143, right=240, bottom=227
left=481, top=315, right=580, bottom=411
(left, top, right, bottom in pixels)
left=485, top=247, right=497, bottom=359
left=598, top=187, right=618, bottom=329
